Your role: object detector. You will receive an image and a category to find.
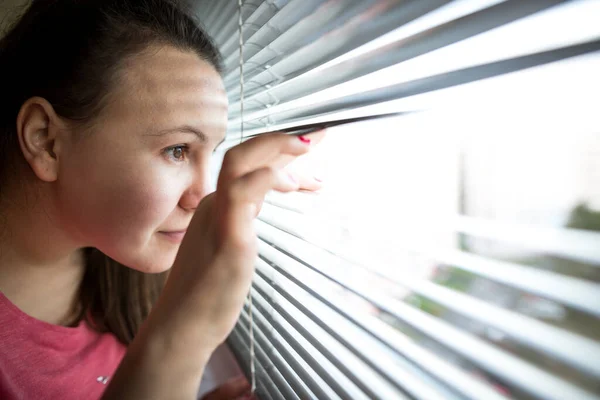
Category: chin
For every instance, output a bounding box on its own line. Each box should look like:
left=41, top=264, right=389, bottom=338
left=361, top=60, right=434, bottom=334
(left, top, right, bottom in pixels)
left=106, top=244, right=179, bottom=274
left=95, top=231, right=182, bottom=274
left=135, top=262, right=174, bottom=274
left=134, top=251, right=178, bottom=274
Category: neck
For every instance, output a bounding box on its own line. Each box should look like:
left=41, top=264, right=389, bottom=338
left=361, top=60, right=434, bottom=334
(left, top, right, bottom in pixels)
left=0, top=179, right=86, bottom=326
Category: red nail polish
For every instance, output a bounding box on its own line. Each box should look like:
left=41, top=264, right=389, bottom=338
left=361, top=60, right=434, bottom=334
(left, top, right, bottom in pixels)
left=298, top=136, right=311, bottom=144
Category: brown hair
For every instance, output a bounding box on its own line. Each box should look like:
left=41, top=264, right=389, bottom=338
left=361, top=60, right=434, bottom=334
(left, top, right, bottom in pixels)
left=0, top=0, right=223, bottom=344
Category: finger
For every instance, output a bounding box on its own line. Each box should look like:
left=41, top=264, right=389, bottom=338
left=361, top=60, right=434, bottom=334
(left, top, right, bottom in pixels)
left=217, top=166, right=297, bottom=250
left=218, top=129, right=325, bottom=187
left=201, top=377, right=250, bottom=400
left=270, top=130, right=325, bottom=170
left=295, top=173, right=323, bottom=192
left=227, top=167, right=299, bottom=207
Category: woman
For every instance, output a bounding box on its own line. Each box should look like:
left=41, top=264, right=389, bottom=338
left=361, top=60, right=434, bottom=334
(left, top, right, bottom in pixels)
left=0, top=0, right=324, bottom=398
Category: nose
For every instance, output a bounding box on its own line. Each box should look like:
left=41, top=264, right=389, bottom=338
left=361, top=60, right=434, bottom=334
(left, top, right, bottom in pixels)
left=179, top=169, right=212, bottom=212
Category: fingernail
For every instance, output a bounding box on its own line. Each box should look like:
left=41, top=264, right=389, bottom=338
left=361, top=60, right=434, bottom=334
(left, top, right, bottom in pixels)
left=298, top=136, right=311, bottom=144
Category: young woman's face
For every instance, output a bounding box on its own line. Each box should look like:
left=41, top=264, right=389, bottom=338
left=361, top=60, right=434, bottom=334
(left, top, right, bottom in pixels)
left=56, top=46, right=228, bottom=272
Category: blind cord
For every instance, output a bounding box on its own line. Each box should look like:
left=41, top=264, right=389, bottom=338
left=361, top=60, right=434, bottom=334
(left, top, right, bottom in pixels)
left=238, top=0, right=256, bottom=394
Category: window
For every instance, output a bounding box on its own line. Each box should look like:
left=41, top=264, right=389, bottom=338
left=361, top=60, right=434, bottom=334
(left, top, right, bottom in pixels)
left=201, top=1, right=600, bottom=399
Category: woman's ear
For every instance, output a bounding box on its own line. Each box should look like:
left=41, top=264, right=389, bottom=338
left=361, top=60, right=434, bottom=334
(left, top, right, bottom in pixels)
left=16, top=97, right=65, bottom=182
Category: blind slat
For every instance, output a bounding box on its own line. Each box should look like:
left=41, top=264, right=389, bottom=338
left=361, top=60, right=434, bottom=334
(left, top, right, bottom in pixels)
left=258, top=202, right=600, bottom=317
left=218, top=0, right=290, bottom=61
left=223, top=0, right=450, bottom=91
left=226, top=0, right=567, bottom=129
left=239, top=303, right=340, bottom=400
left=227, top=328, right=279, bottom=400
left=203, top=1, right=238, bottom=38
left=255, top=258, right=451, bottom=400
left=229, top=40, right=600, bottom=137
left=455, top=215, right=600, bottom=266
left=249, top=280, right=375, bottom=400
left=252, top=271, right=404, bottom=400
left=255, top=220, right=600, bottom=400
left=223, top=0, right=497, bottom=103
left=233, top=316, right=302, bottom=400
left=257, top=235, right=600, bottom=379
left=256, top=241, right=509, bottom=400
left=222, top=0, right=361, bottom=71
left=210, top=1, right=265, bottom=48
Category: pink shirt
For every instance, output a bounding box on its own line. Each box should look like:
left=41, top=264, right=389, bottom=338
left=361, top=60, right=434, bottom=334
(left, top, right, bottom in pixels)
left=0, top=293, right=126, bottom=399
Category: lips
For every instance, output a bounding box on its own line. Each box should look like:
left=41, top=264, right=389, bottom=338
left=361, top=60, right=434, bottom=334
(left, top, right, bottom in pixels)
left=158, top=230, right=187, bottom=243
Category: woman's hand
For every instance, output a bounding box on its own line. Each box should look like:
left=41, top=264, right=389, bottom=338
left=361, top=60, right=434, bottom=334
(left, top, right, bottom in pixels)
left=201, top=377, right=256, bottom=400
left=153, top=130, right=326, bottom=355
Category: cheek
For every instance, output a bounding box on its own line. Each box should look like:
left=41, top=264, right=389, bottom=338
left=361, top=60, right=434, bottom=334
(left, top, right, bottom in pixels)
left=57, top=148, right=182, bottom=251
left=93, top=176, right=174, bottom=241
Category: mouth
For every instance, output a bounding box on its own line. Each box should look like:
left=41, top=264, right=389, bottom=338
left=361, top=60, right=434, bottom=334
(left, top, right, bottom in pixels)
left=158, top=230, right=187, bottom=243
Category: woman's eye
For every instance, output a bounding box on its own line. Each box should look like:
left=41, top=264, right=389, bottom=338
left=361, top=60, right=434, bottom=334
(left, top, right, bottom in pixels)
left=164, top=145, right=188, bottom=162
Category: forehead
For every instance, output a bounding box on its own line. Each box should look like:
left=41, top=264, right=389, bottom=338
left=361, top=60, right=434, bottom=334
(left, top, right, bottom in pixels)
left=104, top=45, right=228, bottom=140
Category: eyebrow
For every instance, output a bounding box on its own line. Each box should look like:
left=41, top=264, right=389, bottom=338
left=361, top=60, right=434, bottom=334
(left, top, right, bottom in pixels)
left=146, top=125, right=226, bottom=147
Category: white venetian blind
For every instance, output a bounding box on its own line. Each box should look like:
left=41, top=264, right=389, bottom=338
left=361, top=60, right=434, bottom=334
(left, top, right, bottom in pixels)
left=193, top=0, right=600, bottom=399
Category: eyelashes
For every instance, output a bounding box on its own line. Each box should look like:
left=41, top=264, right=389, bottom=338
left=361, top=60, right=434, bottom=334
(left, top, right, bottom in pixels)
left=162, top=144, right=219, bottom=163
left=163, top=144, right=189, bottom=162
